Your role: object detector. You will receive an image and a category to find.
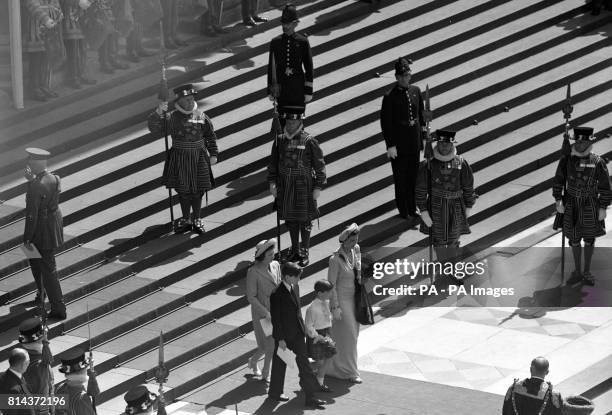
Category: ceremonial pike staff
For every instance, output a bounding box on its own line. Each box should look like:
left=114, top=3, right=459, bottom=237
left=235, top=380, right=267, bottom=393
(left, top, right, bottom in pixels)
left=423, top=85, right=434, bottom=284
left=39, top=277, right=55, bottom=415
left=86, top=303, right=101, bottom=413
left=155, top=331, right=170, bottom=415
left=269, top=52, right=283, bottom=260
left=159, top=21, right=175, bottom=229
left=553, top=84, right=573, bottom=282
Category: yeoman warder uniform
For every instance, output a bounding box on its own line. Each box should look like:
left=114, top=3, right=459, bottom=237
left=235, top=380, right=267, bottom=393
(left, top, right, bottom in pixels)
left=55, top=348, right=96, bottom=415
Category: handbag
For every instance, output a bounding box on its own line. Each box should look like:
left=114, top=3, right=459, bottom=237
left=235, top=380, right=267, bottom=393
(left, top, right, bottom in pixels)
left=339, top=248, right=374, bottom=325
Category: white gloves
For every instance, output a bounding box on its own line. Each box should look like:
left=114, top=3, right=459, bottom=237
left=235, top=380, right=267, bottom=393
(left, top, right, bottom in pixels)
left=156, top=101, right=168, bottom=115
left=466, top=207, right=471, bottom=218
left=387, top=146, right=398, bottom=159
left=313, top=188, right=321, bottom=201
left=304, top=95, right=313, bottom=103
left=420, top=211, right=432, bottom=227
left=555, top=200, right=564, bottom=214
left=209, top=156, right=217, bottom=165
left=599, top=208, right=607, bottom=221
left=270, top=183, right=277, bottom=198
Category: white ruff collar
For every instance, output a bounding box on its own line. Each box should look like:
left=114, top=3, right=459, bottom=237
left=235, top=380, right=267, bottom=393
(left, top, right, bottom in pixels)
left=284, top=126, right=302, bottom=140
left=571, top=146, right=592, bottom=158
left=175, top=101, right=197, bottom=115
left=433, top=146, right=457, bottom=162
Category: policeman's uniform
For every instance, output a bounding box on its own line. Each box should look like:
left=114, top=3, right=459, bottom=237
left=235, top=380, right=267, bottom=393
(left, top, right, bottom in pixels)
left=24, top=148, right=66, bottom=319
left=267, top=4, right=314, bottom=117
left=55, top=348, right=96, bottom=415
left=415, top=130, right=475, bottom=283
left=122, top=384, right=158, bottom=414
left=148, top=83, right=219, bottom=234
left=552, top=126, right=611, bottom=285
left=380, top=58, right=426, bottom=220
left=19, top=318, right=53, bottom=415
left=267, top=110, right=326, bottom=266
left=502, top=377, right=563, bottom=415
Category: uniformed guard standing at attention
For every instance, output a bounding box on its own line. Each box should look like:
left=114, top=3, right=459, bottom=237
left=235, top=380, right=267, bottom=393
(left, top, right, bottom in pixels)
left=553, top=126, right=611, bottom=286
left=55, top=348, right=96, bottom=415
left=415, top=130, right=475, bottom=285
left=122, top=384, right=158, bottom=414
left=148, top=84, right=219, bottom=234
left=23, top=148, right=66, bottom=320
left=268, top=109, right=326, bottom=266
left=502, top=357, right=563, bottom=415
left=381, top=57, right=427, bottom=225
left=267, top=4, right=314, bottom=121
left=19, top=318, right=53, bottom=415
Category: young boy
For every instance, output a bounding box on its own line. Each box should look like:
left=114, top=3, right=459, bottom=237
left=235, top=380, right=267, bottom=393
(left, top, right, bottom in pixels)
left=305, top=279, right=336, bottom=392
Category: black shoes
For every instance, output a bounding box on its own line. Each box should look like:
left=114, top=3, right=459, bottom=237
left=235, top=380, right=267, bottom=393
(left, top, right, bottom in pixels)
left=174, top=218, right=192, bottom=234
left=47, top=310, right=67, bottom=321
left=305, top=398, right=326, bottom=408
left=252, top=15, right=268, bottom=23
left=243, top=17, right=257, bottom=26
left=319, top=384, right=333, bottom=393
left=192, top=218, right=205, bottom=235
left=566, top=271, right=583, bottom=285
left=583, top=272, right=595, bottom=286
left=298, top=248, right=309, bottom=267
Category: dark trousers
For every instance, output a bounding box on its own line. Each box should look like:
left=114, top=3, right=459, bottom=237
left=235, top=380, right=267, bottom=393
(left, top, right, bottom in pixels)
left=27, top=52, right=51, bottom=92
left=161, top=0, right=178, bottom=41
left=30, top=249, right=65, bottom=313
left=64, top=39, right=87, bottom=82
left=269, top=337, right=320, bottom=400
left=390, top=153, right=420, bottom=217
left=241, top=0, right=257, bottom=18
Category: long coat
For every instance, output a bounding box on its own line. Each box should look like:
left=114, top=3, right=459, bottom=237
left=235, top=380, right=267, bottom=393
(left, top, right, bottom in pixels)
left=55, top=381, right=96, bottom=415
left=24, top=171, right=64, bottom=250
left=23, top=350, right=53, bottom=415
left=267, top=129, right=326, bottom=222
left=380, top=84, right=425, bottom=156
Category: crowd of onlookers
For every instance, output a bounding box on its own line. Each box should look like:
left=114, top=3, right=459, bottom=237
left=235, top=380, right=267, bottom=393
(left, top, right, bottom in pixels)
left=19, top=0, right=274, bottom=104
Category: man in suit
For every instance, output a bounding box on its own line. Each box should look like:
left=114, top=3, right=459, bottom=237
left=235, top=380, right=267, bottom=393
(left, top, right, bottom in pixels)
left=380, top=57, right=427, bottom=225
left=268, top=262, right=326, bottom=408
left=0, top=348, right=35, bottom=415
left=502, top=357, right=563, bottom=415
left=23, top=148, right=66, bottom=320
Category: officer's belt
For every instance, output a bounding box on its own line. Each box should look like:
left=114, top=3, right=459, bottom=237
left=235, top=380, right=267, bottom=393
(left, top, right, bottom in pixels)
left=431, top=188, right=463, bottom=199
left=172, top=139, right=204, bottom=150
left=279, top=166, right=309, bottom=176
left=567, top=185, right=596, bottom=198
left=40, top=207, right=58, bottom=217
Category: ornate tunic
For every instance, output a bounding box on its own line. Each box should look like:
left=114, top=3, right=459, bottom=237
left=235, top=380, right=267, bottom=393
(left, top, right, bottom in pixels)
left=552, top=152, right=611, bottom=241
left=22, top=0, right=64, bottom=53
left=415, top=152, right=475, bottom=244
left=55, top=382, right=96, bottom=415
left=267, top=129, right=326, bottom=222
left=23, top=351, right=53, bottom=415
left=59, top=0, right=85, bottom=40
left=267, top=32, right=314, bottom=111
left=148, top=107, right=218, bottom=195
left=380, top=84, right=425, bottom=156
left=502, top=378, right=562, bottom=415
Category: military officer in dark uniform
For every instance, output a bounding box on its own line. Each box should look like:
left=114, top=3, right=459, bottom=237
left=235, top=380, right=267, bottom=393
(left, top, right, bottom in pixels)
left=148, top=84, right=219, bottom=234
left=381, top=57, right=427, bottom=224
left=267, top=4, right=314, bottom=123
left=122, top=384, right=158, bottom=414
left=502, top=357, right=563, bottom=415
left=553, top=126, right=611, bottom=286
left=55, top=348, right=96, bottom=415
left=23, top=148, right=66, bottom=320
left=19, top=318, right=53, bottom=415
left=415, top=130, right=475, bottom=285
left=268, top=109, right=326, bottom=266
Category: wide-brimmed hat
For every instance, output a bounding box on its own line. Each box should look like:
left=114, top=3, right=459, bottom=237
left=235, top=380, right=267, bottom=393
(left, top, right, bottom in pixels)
left=255, top=238, right=277, bottom=259
left=339, top=223, right=360, bottom=242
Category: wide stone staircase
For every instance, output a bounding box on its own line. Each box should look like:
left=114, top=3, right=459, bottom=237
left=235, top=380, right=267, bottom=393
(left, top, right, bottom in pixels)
left=0, top=0, right=611, bottom=413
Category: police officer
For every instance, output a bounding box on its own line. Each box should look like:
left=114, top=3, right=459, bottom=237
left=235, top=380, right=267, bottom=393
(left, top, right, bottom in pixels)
left=381, top=57, right=427, bottom=224
left=553, top=126, right=611, bottom=286
left=23, top=148, right=66, bottom=320
left=268, top=109, right=326, bottom=266
left=55, top=348, right=96, bottom=415
left=267, top=4, right=314, bottom=122
left=122, top=384, right=158, bottom=414
left=415, top=130, right=475, bottom=285
left=502, top=357, right=563, bottom=415
left=148, top=84, right=219, bottom=234
left=19, top=318, right=53, bottom=415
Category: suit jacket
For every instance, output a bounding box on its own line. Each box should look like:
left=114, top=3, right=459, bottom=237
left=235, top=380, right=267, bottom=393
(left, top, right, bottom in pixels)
left=270, top=282, right=305, bottom=343
left=0, top=369, right=36, bottom=415
left=380, top=84, right=425, bottom=156
left=24, top=171, right=63, bottom=250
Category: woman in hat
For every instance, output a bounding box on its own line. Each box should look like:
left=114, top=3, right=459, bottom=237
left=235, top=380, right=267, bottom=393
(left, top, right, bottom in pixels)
left=553, top=126, right=611, bottom=286
left=326, top=223, right=362, bottom=383
left=148, top=83, right=219, bottom=234
left=246, top=238, right=281, bottom=383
